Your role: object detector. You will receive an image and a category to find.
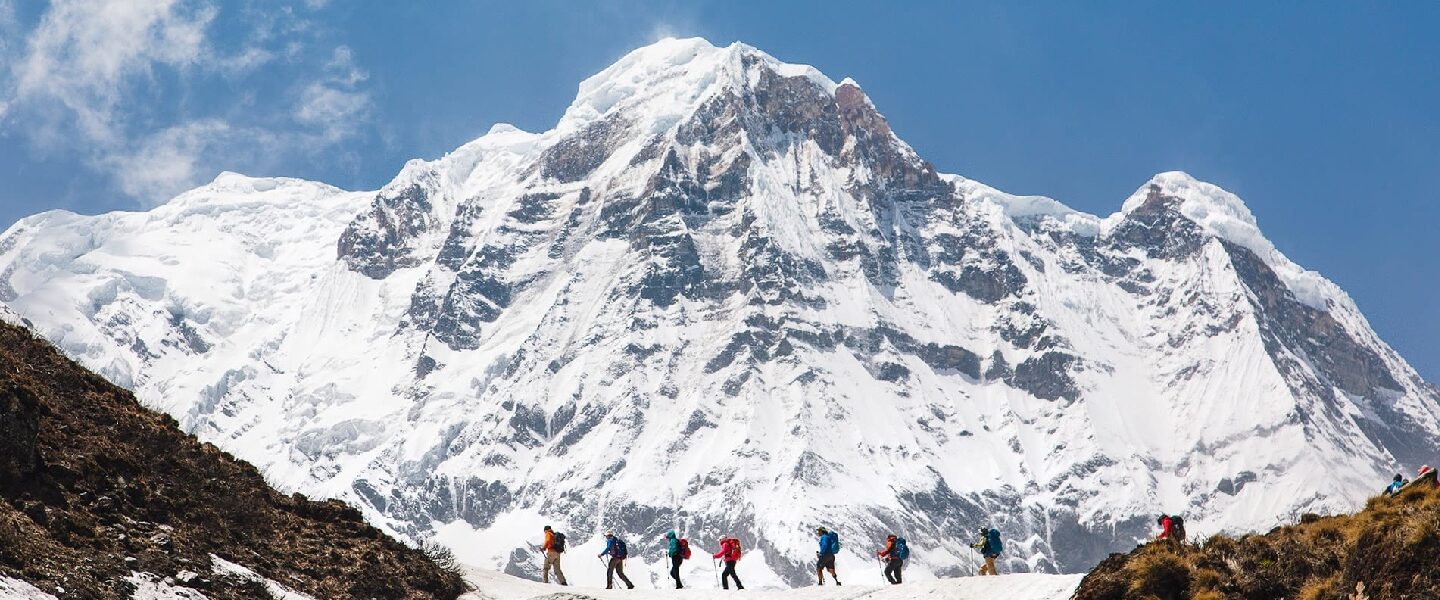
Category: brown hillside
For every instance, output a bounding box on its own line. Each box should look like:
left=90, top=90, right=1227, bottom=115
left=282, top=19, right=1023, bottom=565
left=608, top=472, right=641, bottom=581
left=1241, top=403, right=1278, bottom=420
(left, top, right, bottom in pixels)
left=1073, top=482, right=1440, bottom=600
left=0, top=320, right=466, bottom=599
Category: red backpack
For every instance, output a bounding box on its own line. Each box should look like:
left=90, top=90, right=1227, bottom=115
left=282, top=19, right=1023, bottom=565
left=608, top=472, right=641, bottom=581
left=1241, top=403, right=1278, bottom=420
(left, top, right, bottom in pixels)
left=727, top=538, right=743, bottom=561
left=678, top=538, right=692, bottom=560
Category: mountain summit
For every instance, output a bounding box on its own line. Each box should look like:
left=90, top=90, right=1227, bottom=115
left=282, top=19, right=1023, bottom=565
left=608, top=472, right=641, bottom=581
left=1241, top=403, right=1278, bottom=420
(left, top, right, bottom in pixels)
left=3, top=37, right=1437, bottom=584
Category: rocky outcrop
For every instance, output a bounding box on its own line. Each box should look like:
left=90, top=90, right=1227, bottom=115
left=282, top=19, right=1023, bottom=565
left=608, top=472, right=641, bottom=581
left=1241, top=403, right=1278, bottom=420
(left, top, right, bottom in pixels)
left=0, top=321, right=465, bottom=599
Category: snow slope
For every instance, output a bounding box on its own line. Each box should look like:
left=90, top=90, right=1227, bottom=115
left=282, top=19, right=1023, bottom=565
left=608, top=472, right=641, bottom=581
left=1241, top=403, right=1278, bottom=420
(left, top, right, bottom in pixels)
left=458, top=567, right=1081, bottom=600
left=4, top=37, right=1438, bottom=585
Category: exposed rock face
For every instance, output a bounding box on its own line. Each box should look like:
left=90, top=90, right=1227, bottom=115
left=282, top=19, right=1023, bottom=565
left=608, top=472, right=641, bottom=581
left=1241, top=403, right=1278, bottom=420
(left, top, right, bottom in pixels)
left=0, top=321, right=466, bottom=599
left=2, top=38, right=1438, bottom=586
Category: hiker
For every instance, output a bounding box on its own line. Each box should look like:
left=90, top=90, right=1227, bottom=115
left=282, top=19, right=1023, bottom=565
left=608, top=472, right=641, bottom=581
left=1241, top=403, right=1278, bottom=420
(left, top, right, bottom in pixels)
left=1156, top=514, right=1187, bottom=545
left=971, top=527, right=1003, bottom=576
left=815, top=527, right=842, bottom=586
left=712, top=535, right=744, bottom=590
left=876, top=534, right=905, bottom=584
left=665, top=530, right=691, bottom=589
left=598, top=531, right=634, bottom=589
left=541, top=525, right=568, bottom=585
left=1383, top=474, right=1406, bottom=497
left=1416, top=465, right=1439, bottom=487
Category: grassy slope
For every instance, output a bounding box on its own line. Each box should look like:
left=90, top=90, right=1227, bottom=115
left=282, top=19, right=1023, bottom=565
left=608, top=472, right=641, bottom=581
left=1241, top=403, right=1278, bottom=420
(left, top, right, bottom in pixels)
left=0, top=321, right=466, bottom=599
left=1074, top=482, right=1440, bottom=600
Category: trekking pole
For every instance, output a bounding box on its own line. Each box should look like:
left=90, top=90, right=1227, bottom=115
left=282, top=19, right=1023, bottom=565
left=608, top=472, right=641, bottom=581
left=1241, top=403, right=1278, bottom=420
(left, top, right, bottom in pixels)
left=714, top=559, right=721, bottom=588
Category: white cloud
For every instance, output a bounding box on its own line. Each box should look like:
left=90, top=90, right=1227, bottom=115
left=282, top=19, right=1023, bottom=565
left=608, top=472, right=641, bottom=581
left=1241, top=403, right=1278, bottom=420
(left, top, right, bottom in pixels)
left=293, top=45, right=371, bottom=144
left=10, top=0, right=216, bottom=146
left=0, top=0, right=374, bottom=206
left=105, top=119, right=237, bottom=200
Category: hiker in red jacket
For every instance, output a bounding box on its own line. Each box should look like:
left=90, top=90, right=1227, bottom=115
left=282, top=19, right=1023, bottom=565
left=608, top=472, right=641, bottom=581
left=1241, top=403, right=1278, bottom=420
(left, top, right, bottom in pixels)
left=1156, top=514, right=1186, bottom=545
left=712, top=537, right=744, bottom=590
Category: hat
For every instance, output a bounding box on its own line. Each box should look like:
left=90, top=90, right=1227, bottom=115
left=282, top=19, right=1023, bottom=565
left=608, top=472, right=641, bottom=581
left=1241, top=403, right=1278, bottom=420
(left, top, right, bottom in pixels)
left=544, top=525, right=552, bottom=530
left=605, top=530, right=615, bottom=537
left=1395, top=474, right=1404, bottom=481
left=887, top=534, right=897, bottom=540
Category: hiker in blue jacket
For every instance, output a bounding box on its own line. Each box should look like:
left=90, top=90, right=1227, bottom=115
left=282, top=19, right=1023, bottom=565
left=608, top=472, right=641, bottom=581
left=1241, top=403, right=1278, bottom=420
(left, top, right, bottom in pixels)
left=1383, top=473, right=1406, bottom=497
left=815, top=527, right=842, bottom=586
left=598, top=531, right=635, bottom=589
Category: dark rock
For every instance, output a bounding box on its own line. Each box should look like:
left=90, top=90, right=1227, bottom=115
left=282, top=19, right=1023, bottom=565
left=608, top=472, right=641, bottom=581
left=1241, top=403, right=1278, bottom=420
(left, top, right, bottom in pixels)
left=539, top=114, right=631, bottom=183
left=0, top=321, right=465, bottom=599
left=1011, top=352, right=1080, bottom=401
left=338, top=184, right=438, bottom=279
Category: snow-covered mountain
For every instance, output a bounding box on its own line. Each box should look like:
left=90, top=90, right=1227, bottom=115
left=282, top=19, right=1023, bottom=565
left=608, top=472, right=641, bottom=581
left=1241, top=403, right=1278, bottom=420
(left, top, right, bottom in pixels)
left=4, top=37, right=1438, bottom=585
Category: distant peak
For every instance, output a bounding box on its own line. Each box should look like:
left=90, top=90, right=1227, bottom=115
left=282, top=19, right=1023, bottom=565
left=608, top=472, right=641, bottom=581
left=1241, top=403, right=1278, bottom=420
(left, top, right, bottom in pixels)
left=173, top=171, right=337, bottom=202
left=485, top=123, right=526, bottom=136
left=1115, top=171, right=1330, bottom=309
left=558, top=37, right=839, bottom=132
left=1124, top=171, right=1257, bottom=229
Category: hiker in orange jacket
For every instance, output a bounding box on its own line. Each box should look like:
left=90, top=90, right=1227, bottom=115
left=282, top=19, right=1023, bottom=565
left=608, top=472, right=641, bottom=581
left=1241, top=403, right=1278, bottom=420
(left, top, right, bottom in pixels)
left=541, top=525, right=567, bottom=585
left=877, top=534, right=903, bottom=584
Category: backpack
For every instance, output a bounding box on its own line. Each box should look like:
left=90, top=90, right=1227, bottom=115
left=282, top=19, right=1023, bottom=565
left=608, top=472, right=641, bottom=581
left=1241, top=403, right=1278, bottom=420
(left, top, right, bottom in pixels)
left=826, top=532, right=841, bottom=554
left=987, top=529, right=1003, bottom=555
left=613, top=538, right=628, bottom=558
left=731, top=538, right=743, bottom=560
left=1171, top=516, right=1187, bottom=542
left=894, top=537, right=910, bottom=560
left=678, top=538, right=691, bottom=560
left=553, top=532, right=567, bottom=553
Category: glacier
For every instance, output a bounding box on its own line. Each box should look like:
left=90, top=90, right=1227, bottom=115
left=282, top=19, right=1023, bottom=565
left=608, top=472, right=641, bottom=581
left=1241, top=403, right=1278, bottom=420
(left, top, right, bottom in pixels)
left=3, top=37, right=1438, bottom=586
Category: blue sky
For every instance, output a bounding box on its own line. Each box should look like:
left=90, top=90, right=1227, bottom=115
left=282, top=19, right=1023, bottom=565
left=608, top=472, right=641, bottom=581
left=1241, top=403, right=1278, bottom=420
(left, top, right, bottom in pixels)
left=1, top=1, right=1436, bottom=380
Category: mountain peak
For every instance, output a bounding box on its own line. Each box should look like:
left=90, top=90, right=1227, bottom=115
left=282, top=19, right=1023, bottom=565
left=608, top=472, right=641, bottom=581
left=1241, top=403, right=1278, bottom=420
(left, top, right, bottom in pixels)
left=558, top=36, right=839, bottom=134
left=1122, top=170, right=1257, bottom=228
left=1111, top=171, right=1332, bottom=309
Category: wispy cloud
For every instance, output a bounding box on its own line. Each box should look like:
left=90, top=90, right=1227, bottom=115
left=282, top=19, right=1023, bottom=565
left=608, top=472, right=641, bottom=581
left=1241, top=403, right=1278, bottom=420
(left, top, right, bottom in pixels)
left=0, top=0, right=374, bottom=206
left=294, top=45, right=372, bottom=144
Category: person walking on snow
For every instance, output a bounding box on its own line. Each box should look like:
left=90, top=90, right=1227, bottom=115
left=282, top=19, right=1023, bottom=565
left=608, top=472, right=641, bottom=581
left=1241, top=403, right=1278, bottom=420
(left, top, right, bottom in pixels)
left=815, top=527, right=842, bottom=586
left=665, top=530, right=686, bottom=589
left=971, top=527, right=1002, bottom=576
left=877, top=534, right=904, bottom=584
left=598, top=531, right=634, bottom=589
left=541, top=525, right=568, bottom=585
left=712, top=535, right=745, bottom=590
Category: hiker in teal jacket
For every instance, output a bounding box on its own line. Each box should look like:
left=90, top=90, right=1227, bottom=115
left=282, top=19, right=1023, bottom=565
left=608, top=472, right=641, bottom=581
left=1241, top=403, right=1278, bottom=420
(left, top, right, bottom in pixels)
left=665, top=530, right=684, bottom=589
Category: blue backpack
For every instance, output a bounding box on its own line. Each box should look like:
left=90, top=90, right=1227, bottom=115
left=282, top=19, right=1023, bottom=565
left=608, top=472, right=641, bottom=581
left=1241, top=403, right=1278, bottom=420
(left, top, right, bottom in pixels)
left=987, top=529, right=1003, bottom=555
left=894, top=537, right=910, bottom=560
left=614, top=538, right=628, bottom=558
left=827, top=531, right=841, bottom=554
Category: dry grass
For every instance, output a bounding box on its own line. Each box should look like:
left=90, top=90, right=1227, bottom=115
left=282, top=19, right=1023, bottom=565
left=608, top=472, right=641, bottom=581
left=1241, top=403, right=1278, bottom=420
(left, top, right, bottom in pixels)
left=1075, top=483, right=1440, bottom=600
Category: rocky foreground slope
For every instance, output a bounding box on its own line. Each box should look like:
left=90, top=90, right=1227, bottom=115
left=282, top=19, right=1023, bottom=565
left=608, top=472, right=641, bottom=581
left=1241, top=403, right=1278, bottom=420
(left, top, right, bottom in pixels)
left=0, top=318, right=465, bottom=599
left=1074, top=481, right=1440, bottom=599
left=2, top=37, right=1438, bottom=583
